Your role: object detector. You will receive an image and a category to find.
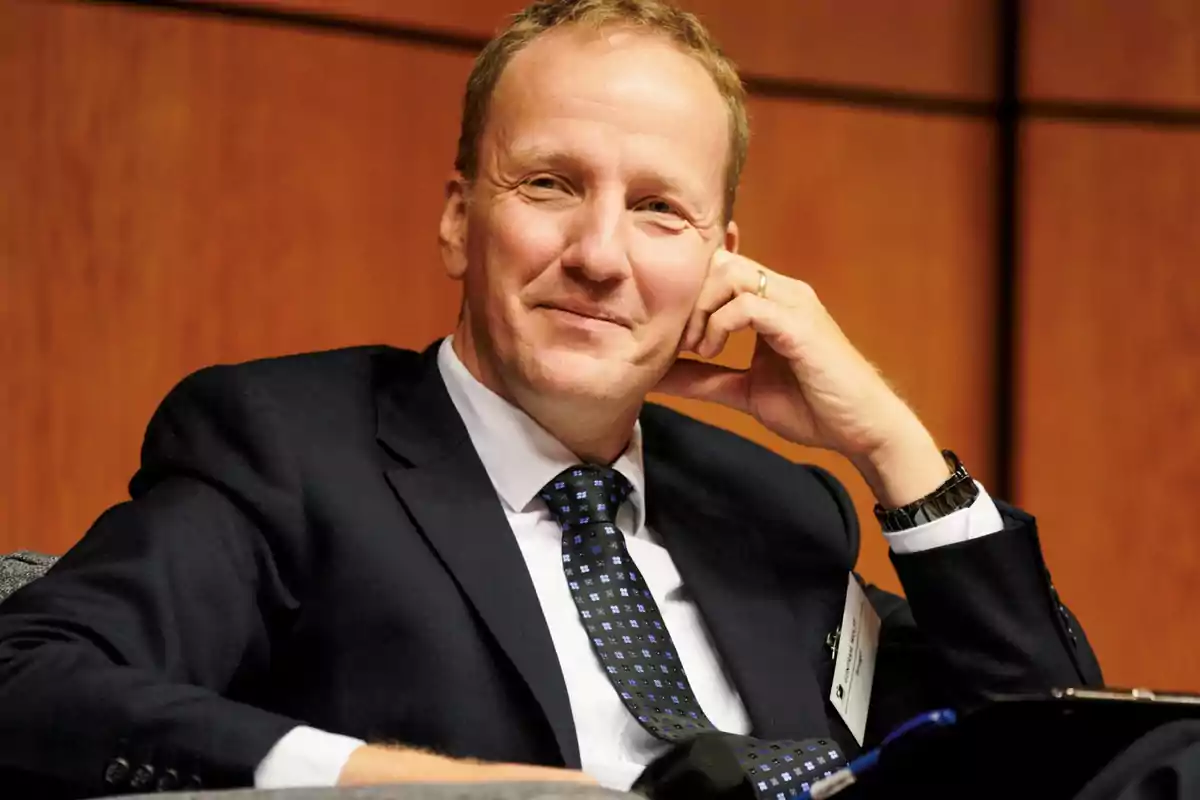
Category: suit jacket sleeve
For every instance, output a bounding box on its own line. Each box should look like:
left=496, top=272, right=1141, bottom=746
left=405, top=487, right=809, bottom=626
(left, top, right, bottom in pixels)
left=806, top=467, right=1105, bottom=746
left=0, top=367, right=308, bottom=796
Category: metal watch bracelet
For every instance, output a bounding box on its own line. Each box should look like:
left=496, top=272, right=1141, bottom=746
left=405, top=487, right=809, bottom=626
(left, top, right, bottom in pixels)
left=873, top=449, right=979, bottom=533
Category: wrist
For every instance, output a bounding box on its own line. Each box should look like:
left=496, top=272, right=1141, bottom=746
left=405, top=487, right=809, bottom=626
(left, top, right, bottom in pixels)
left=874, top=449, right=978, bottom=532
left=851, top=423, right=949, bottom=509
left=338, top=745, right=594, bottom=786
left=338, top=745, right=458, bottom=785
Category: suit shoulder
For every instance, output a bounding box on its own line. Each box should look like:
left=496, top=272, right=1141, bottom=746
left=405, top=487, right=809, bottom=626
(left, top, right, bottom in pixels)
left=178, top=345, right=417, bottom=396
left=641, top=402, right=822, bottom=477
left=135, top=345, right=428, bottom=491
left=157, top=345, right=430, bottom=423
left=640, top=402, right=775, bottom=457
left=145, top=345, right=426, bottom=452
left=640, top=402, right=854, bottom=512
left=641, top=402, right=860, bottom=564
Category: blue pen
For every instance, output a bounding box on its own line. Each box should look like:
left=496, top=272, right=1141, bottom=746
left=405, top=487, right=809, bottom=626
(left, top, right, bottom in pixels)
left=796, top=709, right=958, bottom=800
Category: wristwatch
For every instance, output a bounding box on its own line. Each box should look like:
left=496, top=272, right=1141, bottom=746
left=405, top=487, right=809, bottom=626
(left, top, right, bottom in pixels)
left=873, top=449, right=979, bottom=532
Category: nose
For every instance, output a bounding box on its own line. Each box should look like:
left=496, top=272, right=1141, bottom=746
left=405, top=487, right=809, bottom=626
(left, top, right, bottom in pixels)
left=560, top=194, right=632, bottom=285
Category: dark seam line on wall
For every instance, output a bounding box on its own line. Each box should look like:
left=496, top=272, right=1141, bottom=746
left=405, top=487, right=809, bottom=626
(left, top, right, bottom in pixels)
left=84, top=0, right=494, bottom=52
left=1026, top=100, right=1200, bottom=128
left=992, top=0, right=1019, bottom=502
left=742, top=76, right=994, bottom=117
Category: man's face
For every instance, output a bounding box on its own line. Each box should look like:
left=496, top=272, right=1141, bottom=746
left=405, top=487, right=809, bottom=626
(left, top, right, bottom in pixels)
left=441, top=25, right=737, bottom=410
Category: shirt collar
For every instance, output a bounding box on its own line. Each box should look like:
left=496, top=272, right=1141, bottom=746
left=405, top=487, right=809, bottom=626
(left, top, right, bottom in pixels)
left=436, top=337, right=647, bottom=535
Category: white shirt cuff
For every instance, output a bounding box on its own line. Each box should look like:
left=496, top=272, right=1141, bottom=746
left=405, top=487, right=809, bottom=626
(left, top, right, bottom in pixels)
left=883, top=482, right=1004, bottom=555
left=254, top=725, right=366, bottom=789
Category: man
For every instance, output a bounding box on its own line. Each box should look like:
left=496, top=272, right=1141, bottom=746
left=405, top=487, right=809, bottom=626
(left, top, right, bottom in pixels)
left=0, top=0, right=1101, bottom=797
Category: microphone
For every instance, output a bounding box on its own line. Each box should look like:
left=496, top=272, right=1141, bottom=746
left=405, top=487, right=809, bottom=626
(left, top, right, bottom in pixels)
left=631, top=710, right=957, bottom=800
left=631, top=732, right=761, bottom=800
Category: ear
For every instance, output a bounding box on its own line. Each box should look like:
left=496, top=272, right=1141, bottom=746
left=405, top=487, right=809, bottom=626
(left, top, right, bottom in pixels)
left=723, top=219, right=740, bottom=254
left=439, top=173, right=470, bottom=280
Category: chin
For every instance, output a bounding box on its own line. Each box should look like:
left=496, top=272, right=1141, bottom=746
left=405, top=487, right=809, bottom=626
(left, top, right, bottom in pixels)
left=520, top=345, right=646, bottom=404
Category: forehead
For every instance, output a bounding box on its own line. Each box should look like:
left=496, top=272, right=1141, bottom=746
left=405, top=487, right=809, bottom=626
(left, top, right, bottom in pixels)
left=484, top=26, right=730, bottom=191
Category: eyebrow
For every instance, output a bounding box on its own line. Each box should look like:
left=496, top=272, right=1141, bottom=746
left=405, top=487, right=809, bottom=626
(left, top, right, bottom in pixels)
left=506, top=145, right=582, bottom=171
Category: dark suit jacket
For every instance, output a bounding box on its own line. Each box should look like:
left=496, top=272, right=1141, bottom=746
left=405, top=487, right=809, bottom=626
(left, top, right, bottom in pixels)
left=0, top=343, right=1102, bottom=798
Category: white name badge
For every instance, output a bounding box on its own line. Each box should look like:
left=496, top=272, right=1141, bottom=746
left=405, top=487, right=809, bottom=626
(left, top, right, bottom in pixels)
left=828, top=573, right=881, bottom=745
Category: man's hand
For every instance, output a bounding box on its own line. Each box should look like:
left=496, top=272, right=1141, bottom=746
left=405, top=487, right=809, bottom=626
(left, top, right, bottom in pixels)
left=338, top=744, right=598, bottom=786
left=655, top=249, right=949, bottom=509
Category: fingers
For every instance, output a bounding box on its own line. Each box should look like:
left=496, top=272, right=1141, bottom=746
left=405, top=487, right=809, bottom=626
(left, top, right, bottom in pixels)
left=683, top=250, right=766, bottom=351
left=654, top=357, right=751, bottom=412
left=695, top=292, right=794, bottom=360
left=683, top=250, right=818, bottom=356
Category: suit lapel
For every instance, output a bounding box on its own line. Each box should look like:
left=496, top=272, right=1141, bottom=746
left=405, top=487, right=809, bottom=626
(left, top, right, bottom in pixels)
left=375, top=345, right=580, bottom=767
left=644, top=433, right=833, bottom=741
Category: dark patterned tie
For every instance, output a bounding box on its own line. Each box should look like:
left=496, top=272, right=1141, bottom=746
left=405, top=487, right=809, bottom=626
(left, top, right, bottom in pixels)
left=540, top=465, right=845, bottom=799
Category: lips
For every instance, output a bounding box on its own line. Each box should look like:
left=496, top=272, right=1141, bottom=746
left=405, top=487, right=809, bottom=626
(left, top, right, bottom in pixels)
left=539, top=301, right=633, bottom=328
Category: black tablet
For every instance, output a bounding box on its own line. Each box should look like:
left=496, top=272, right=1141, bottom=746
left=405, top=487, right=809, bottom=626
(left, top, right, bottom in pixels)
left=838, top=688, right=1200, bottom=800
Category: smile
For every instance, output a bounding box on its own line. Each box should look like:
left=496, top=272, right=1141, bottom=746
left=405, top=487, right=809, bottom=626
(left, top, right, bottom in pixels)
left=539, top=304, right=633, bottom=329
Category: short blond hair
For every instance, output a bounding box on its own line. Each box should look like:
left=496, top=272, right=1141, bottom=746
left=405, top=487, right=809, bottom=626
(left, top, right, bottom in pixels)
left=454, top=0, right=749, bottom=221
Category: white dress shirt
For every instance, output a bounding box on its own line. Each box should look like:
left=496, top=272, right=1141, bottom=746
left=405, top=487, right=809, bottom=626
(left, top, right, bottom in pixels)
left=255, top=338, right=1005, bottom=789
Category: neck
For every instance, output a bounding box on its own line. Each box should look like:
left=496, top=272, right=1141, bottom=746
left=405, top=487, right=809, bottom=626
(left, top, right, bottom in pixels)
left=519, top=394, right=642, bottom=465
left=450, top=330, right=641, bottom=465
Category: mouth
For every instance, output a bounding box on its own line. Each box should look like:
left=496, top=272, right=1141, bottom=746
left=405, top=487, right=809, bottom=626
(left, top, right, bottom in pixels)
left=538, top=303, right=633, bottom=329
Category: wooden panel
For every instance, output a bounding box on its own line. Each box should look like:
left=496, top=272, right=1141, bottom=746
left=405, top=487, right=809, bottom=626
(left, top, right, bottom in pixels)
left=199, top=0, right=996, bottom=97
left=1018, top=122, right=1200, bottom=691
left=1025, top=0, right=1200, bottom=105
left=0, top=0, right=473, bottom=554
left=680, top=0, right=994, bottom=97
left=653, top=100, right=996, bottom=594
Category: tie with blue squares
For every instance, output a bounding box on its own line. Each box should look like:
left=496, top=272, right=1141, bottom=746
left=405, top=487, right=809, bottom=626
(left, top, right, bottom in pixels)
left=539, top=465, right=845, bottom=800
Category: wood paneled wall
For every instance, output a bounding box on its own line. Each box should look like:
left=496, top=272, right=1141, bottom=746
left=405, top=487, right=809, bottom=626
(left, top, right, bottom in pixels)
left=1019, top=2, right=1200, bottom=691
left=1019, top=122, right=1200, bottom=692
left=233, top=0, right=997, bottom=96
left=2, top=0, right=1197, bottom=690
left=2, top=0, right=474, bottom=554
left=1024, top=0, right=1200, bottom=106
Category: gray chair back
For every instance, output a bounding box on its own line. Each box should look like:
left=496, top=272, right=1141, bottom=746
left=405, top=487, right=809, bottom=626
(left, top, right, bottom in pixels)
left=0, top=550, right=58, bottom=604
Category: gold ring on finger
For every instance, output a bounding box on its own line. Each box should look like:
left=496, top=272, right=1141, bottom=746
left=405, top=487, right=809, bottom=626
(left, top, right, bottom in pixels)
left=756, top=270, right=768, bottom=300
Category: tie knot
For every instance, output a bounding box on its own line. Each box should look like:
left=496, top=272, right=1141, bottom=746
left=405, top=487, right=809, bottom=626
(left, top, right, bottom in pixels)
left=539, top=465, right=632, bottom=529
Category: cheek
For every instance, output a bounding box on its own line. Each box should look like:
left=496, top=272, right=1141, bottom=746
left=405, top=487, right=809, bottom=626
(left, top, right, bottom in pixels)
left=635, top=243, right=709, bottom=322
left=472, top=204, right=565, bottom=293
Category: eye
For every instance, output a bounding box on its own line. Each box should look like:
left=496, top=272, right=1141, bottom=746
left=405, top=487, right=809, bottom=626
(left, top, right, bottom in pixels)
left=524, top=175, right=568, bottom=192
left=636, top=198, right=682, bottom=217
